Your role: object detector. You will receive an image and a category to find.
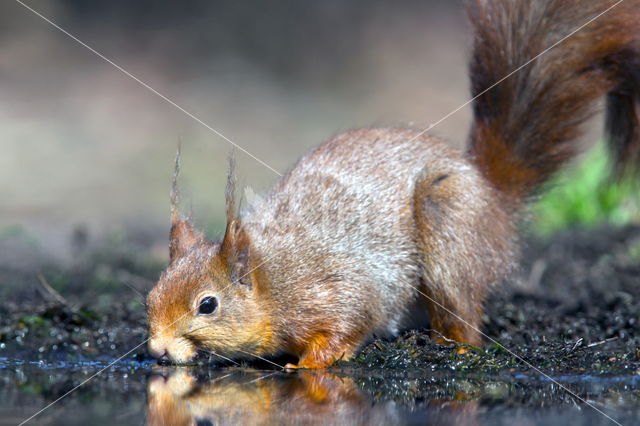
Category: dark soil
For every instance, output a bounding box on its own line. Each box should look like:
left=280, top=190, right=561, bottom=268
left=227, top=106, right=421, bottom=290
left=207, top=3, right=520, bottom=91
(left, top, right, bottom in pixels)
left=353, top=225, right=640, bottom=375
left=1, top=225, right=639, bottom=376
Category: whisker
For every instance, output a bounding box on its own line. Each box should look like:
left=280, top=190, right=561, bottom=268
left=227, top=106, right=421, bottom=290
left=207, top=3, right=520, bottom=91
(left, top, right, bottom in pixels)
left=187, top=326, right=213, bottom=335
left=122, top=281, right=147, bottom=307
left=247, top=371, right=278, bottom=384
left=198, top=349, right=240, bottom=366
left=196, top=372, right=239, bottom=396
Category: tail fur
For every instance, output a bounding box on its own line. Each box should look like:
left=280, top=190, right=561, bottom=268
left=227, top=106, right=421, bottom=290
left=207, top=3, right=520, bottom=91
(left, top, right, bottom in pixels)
left=467, top=0, right=640, bottom=202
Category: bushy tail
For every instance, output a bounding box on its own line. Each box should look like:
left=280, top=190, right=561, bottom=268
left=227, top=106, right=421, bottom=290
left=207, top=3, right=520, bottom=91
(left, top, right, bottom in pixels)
left=467, top=0, right=640, bottom=203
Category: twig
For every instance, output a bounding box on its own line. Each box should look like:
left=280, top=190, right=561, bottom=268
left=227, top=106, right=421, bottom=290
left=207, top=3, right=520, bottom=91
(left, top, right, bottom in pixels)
left=426, top=328, right=457, bottom=345
left=587, top=336, right=619, bottom=348
left=426, top=328, right=490, bottom=356
left=567, top=337, right=584, bottom=354
left=36, top=273, right=69, bottom=306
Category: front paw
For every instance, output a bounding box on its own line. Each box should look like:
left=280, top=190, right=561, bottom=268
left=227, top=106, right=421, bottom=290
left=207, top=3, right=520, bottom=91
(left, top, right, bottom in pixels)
left=283, top=363, right=299, bottom=372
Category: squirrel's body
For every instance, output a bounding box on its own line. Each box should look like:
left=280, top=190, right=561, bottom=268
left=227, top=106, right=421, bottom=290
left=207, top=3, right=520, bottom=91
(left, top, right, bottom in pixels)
left=249, top=129, right=434, bottom=343
left=147, top=0, right=640, bottom=368
left=243, top=129, right=513, bottom=363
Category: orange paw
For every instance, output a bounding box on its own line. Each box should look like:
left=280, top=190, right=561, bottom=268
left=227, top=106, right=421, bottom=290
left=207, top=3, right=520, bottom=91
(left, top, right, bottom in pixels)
left=455, top=346, right=469, bottom=355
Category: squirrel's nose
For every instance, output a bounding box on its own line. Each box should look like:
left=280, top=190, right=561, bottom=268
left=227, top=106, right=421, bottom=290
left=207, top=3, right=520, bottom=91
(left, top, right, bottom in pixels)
left=148, top=340, right=168, bottom=360
left=150, top=347, right=173, bottom=364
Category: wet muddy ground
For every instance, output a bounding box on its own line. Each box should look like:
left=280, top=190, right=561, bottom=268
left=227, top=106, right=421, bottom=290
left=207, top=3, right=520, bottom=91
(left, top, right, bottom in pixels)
left=1, top=225, right=639, bottom=424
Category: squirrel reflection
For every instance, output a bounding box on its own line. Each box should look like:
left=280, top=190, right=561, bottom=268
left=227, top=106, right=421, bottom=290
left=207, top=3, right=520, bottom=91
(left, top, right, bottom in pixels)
left=146, top=369, right=478, bottom=425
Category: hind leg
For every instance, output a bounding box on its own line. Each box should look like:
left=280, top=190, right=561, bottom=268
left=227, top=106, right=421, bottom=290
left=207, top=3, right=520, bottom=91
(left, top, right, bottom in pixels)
left=419, top=283, right=483, bottom=348
left=412, top=160, right=515, bottom=348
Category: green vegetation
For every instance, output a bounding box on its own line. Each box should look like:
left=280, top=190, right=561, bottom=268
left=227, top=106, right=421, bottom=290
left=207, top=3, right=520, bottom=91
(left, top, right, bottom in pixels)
left=532, top=143, right=640, bottom=236
left=0, top=224, right=39, bottom=247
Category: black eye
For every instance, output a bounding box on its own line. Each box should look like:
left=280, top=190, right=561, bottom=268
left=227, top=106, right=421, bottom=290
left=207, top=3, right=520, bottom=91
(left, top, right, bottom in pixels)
left=198, top=296, right=218, bottom=315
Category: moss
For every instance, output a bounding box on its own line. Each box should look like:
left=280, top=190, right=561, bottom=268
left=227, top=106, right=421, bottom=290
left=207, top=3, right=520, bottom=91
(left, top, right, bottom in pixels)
left=532, top=142, right=640, bottom=235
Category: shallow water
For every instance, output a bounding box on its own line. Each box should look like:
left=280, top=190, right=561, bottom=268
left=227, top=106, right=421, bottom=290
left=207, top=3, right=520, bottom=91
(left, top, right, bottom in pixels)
left=1, top=357, right=639, bottom=425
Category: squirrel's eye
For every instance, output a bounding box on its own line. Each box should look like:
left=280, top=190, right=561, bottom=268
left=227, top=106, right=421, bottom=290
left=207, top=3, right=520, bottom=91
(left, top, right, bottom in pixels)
left=197, top=296, right=218, bottom=315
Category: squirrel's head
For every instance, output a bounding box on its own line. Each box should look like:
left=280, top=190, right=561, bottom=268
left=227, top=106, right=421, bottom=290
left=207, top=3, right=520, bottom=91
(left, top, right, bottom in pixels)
left=147, top=150, right=274, bottom=364
left=147, top=215, right=275, bottom=364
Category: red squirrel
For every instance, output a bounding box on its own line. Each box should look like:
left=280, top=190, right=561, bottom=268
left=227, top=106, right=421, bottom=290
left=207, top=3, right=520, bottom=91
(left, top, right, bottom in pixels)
left=147, top=0, right=640, bottom=368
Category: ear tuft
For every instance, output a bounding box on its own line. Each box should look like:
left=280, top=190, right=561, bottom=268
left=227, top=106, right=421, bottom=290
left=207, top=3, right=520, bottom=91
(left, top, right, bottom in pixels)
left=170, top=143, right=182, bottom=225
left=168, top=143, right=205, bottom=262
left=225, top=152, right=237, bottom=226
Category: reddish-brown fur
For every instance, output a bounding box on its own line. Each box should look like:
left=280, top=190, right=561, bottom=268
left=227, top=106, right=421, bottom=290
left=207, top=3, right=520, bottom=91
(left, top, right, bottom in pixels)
left=468, top=0, right=640, bottom=198
left=147, top=0, right=640, bottom=368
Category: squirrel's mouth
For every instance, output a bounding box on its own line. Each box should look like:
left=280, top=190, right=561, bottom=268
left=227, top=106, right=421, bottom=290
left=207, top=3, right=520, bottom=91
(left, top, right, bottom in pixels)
left=155, top=357, right=195, bottom=367
left=148, top=335, right=198, bottom=365
left=153, top=354, right=199, bottom=367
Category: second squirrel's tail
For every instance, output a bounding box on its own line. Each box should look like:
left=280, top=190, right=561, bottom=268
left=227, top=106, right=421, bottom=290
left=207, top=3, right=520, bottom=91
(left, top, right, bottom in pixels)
left=467, top=0, right=640, bottom=203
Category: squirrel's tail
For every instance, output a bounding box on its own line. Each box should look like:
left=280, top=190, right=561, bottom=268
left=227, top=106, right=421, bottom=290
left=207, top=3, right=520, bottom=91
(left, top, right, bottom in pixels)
left=467, top=0, right=640, bottom=204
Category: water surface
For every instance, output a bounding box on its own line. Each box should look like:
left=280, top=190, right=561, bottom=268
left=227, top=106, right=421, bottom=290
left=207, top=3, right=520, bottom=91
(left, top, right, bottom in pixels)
left=2, top=357, right=639, bottom=425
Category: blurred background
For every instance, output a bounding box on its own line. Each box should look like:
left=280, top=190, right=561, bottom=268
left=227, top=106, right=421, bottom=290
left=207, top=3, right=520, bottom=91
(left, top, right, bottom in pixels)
left=1, top=0, right=635, bottom=302
left=1, top=0, right=471, bottom=265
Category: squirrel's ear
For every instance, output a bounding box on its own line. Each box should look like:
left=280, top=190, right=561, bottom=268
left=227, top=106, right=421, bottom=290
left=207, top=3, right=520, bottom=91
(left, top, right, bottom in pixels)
left=168, top=143, right=204, bottom=262
left=219, top=152, right=252, bottom=287
left=219, top=151, right=239, bottom=263
left=220, top=219, right=252, bottom=288
left=169, top=218, right=204, bottom=263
